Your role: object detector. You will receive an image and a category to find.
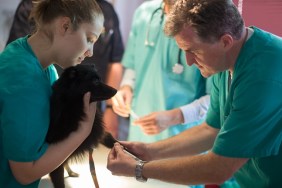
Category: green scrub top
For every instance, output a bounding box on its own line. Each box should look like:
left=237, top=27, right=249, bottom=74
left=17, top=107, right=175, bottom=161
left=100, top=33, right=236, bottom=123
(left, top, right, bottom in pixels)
left=206, top=27, right=282, bottom=187
left=0, top=36, right=58, bottom=187
left=122, top=0, right=208, bottom=143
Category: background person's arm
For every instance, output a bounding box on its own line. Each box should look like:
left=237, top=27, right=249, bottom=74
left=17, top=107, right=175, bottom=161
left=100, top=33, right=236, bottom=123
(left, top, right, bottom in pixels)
left=103, top=62, right=123, bottom=138
left=112, top=68, right=135, bottom=117
left=133, top=95, right=210, bottom=135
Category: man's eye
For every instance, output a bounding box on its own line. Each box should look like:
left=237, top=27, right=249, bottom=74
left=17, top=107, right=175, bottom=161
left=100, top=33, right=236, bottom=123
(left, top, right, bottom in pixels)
left=188, top=49, right=198, bottom=55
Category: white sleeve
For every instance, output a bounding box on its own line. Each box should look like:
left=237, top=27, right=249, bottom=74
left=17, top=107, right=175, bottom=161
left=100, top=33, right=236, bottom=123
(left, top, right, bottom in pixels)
left=120, top=68, right=136, bottom=89
left=180, top=95, right=210, bottom=124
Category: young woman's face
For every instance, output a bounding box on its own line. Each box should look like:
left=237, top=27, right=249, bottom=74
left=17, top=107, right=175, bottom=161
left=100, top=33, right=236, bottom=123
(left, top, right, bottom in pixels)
left=56, top=17, right=104, bottom=68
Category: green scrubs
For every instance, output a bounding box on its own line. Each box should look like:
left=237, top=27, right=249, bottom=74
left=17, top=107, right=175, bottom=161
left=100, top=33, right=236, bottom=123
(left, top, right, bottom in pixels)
left=0, top=36, right=58, bottom=188
left=206, top=27, right=282, bottom=187
left=123, top=0, right=208, bottom=143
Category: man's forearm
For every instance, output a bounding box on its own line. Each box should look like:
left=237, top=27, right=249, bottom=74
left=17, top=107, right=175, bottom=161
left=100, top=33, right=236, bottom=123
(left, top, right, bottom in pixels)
left=142, top=152, right=247, bottom=185
left=148, top=122, right=218, bottom=160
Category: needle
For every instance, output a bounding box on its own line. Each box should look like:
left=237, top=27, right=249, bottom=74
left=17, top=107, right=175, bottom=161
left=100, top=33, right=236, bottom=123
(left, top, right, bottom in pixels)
left=130, top=109, right=139, bottom=119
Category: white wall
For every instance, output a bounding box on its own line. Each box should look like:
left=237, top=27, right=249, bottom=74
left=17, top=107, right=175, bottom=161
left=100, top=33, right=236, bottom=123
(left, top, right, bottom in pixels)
left=110, top=0, right=145, bottom=46
left=0, top=0, right=20, bottom=51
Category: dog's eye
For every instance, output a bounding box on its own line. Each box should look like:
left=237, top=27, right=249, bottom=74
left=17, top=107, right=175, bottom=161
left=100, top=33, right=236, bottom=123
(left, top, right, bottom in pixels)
left=92, top=80, right=100, bottom=85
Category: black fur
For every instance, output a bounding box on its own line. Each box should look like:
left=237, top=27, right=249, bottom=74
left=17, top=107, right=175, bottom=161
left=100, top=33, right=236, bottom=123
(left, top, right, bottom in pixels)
left=46, top=64, right=117, bottom=188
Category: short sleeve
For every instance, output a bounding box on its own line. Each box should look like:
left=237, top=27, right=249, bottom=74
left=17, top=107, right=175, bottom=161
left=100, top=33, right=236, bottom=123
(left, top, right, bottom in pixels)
left=45, top=64, right=59, bottom=84
left=2, top=66, right=52, bottom=162
left=206, top=74, right=222, bottom=129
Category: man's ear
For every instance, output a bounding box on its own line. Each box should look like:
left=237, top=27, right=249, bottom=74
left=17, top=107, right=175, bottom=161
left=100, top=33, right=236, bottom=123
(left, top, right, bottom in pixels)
left=220, top=34, right=233, bottom=51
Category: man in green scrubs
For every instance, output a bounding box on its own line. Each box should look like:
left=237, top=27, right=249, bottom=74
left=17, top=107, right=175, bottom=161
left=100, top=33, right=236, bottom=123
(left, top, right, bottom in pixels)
left=107, top=0, right=282, bottom=187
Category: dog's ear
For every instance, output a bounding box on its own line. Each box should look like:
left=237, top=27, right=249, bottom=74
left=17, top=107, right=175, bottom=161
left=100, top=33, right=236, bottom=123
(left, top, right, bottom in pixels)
left=58, top=64, right=118, bottom=102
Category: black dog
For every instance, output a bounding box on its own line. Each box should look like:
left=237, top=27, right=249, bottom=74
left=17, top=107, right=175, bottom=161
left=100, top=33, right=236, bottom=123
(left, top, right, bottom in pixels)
left=46, top=64, right=117, bottom=188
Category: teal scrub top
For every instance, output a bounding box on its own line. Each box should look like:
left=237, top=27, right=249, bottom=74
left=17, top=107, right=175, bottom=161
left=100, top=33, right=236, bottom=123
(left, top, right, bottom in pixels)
left=0, top=36, right=58, bottom=188
left=206, top=27, right=282, bottom=187
left=122, top=0, right=208, bottom=143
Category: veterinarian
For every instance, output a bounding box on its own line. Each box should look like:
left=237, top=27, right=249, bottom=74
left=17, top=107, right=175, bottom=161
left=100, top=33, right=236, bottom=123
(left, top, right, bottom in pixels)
left=6, top=0, right=124, bottom=140
left=107, top=0, right=282, bottom=187
left=0, top=0, right=103, bottom=187
left=112, top=0, right=210, bottom=142
left=5, top=0, right=83, bottom=178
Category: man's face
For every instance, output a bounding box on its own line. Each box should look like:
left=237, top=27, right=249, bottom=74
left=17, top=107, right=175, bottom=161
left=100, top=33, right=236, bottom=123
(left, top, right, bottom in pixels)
left=175, top=26, right=228, bottom=78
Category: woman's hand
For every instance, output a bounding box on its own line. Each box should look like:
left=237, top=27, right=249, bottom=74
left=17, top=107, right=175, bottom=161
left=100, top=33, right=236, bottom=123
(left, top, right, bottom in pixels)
left=79, top=92, right=97, bottom=135
left=112, top=85, right=133, bottom=117
left=133, top=108, right=184, bottom=135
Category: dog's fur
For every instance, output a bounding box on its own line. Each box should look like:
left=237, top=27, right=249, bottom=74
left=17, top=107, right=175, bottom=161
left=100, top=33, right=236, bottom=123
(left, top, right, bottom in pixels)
left=46, top=64, right=117, bottom=188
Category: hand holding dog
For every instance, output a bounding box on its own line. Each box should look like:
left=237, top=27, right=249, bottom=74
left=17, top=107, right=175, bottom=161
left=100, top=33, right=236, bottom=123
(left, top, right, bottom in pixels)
left=133, top=108, right=184, bottom=135
left=79, top=92, right=97, bottom=135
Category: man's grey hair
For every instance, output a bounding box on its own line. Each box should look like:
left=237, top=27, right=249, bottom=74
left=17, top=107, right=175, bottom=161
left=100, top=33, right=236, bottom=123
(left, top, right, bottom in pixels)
left=164, top=0, right=244, bottom=43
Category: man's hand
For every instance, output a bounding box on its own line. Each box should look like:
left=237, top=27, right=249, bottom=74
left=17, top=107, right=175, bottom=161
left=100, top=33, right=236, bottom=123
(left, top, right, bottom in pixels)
left=107, top=143, right=136, bottom=177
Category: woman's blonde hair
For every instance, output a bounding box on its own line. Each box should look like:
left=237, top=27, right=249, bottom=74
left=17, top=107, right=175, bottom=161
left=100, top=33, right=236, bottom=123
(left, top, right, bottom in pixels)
left=30, top=0, right=104, bottom=31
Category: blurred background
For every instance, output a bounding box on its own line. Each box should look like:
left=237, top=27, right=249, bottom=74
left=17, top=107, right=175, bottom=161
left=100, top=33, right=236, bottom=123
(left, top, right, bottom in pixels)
left=0, top=0, right=281, bottom=187
left=1, top=0, right=282, bottom=52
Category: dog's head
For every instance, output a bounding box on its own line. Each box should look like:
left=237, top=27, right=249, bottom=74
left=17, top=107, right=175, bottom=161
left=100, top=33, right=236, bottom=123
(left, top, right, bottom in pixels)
left=48, top=64, right=117, bottom=145
left=52, top=64, right=117, bottom=102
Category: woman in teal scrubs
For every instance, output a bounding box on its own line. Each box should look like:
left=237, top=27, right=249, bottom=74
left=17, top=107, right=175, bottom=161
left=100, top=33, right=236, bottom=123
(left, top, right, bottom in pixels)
left=0, top=0, right=103, bottom=187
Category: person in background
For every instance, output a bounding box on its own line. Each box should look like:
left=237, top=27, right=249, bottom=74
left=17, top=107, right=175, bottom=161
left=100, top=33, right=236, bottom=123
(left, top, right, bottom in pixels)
left=112, top=0, right=210, bottom=143
left=107, top=0, right=282, bottom=187
left=6, top=0, right=35, bottom=44
left=6, top=0, right=124, bottom=140
left=0, top=0, right=103, bottom=187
